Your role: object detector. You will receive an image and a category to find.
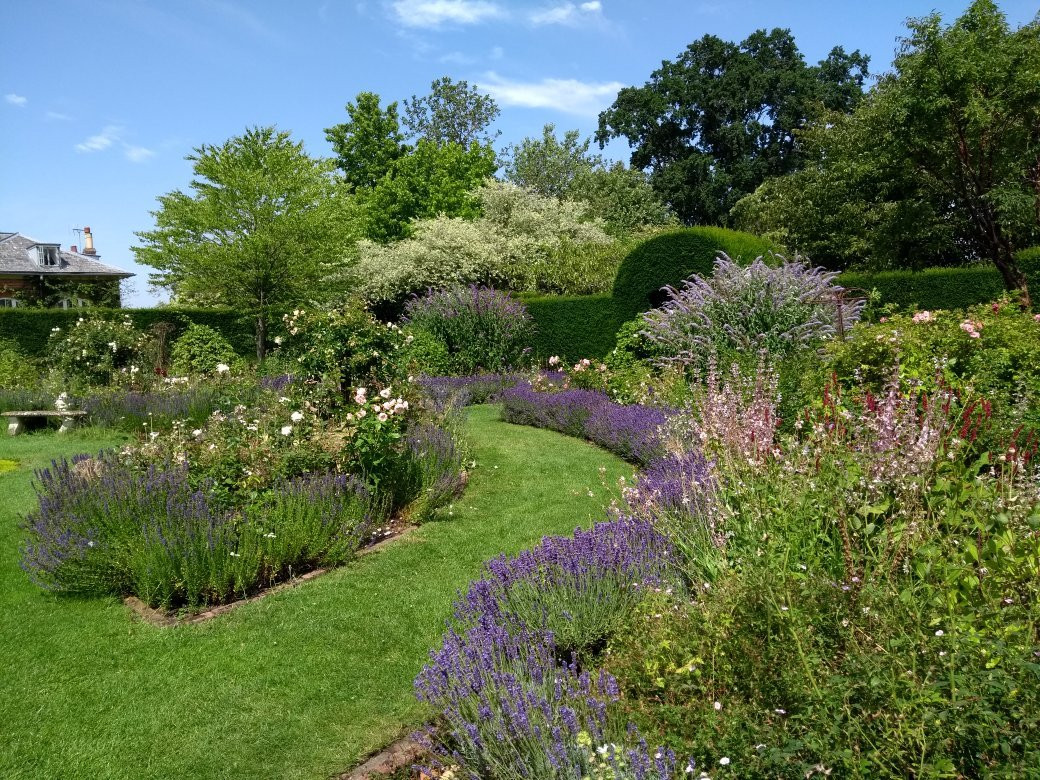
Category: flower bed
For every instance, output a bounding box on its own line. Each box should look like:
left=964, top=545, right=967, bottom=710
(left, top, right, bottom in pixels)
left=500, top=382, right=671, bottom=464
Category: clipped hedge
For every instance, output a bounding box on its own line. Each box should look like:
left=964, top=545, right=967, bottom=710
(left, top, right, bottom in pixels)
left=611, top=227, right=777, bottom=315
left=521, top=294, right=629, bottom=361
left=0, top=307, right=254, bottom=358
left=839, top=250, right=1040, bottom=312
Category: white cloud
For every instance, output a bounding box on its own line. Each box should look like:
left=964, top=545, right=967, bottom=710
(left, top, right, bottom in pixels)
left=439, top=50, right=476, bottom=64
left=76, top=125, right=123, bottom=152
left=390, top=0, right=505, bottom=28
left=477, top=72, right=623, bottom=116
left=45, top=110, right=72, bottom=121
left=124, top=145, right=155, bottom=163
left=529, top=1, right=602, bottom=26
left=4, top=93, right=27, bottom=107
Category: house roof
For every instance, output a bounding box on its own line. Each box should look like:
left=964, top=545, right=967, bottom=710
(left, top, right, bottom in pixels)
left=0, top=232, right=134, bottom=278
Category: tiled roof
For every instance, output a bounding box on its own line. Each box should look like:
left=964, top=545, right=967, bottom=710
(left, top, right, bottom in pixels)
left=0, top=232, right=133, bottom=278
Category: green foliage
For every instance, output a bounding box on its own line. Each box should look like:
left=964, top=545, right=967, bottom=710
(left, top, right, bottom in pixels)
left=351, top=181, right=613, bottom=303
left=522, top=294, right=629, bottom=361
left=568, top=164, right=674, bottom=237
left=325, top=91, right=407, bottom=191
left=358, top=139, right=496, bottom=243
left=169, top=324, right=239, bottom=376
left=612, top=227, right=777, bottom=315
left=838, top=265, right=1009, bottom=311
left=0, top=307, right=252, bottom=359
left=133, top=126, right=356, bottom=360
left=0, top=339, right=36, bottom=389
left=46, top=315, right=146, bottom=388
left=403, top=76, right=501, bottom=148
left=816, top=300, right=1040, bottom=444
left=281, top=306, right=403, bottom=412
left=596, top=29, right=869, bottom=224
left=503, top=122, right=600, bottom=198
left=399, top=326, right=454, bottom=376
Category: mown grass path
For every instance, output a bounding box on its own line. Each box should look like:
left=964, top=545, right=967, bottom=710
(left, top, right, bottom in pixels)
left=0, top=405, right=632, bottom=779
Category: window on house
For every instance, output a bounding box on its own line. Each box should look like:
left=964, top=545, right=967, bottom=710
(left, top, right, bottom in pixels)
left=58, top=298, right=89, bottom=309
left=0, top=298, right=18, bottom=308
left=34, top=245, right=60, bottom=267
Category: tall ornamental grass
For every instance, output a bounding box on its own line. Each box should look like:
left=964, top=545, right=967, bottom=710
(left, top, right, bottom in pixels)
left=642, top=253, right=864, bottom=367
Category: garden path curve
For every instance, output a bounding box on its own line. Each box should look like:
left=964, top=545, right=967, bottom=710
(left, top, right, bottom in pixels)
left=0, top=405, right=632, bottom=780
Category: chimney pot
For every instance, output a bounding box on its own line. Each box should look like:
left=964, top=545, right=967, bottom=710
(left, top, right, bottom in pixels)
left=71, top=245, right=78, bottom=253
left=82, top=226, right=97, bottom=255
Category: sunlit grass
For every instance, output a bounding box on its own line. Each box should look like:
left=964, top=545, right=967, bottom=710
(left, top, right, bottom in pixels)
left=0, top=405, right=632, bottom=779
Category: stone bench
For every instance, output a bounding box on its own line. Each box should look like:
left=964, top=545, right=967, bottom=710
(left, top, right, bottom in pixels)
left=2, top=410, right=87, bottom=436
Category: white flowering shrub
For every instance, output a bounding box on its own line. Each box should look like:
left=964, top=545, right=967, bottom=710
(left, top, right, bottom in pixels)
left=46, top=315, right=148, bottom=388
left=350, top=181, right=614, bottom=303
left=169, top=324, right=239, bottom=377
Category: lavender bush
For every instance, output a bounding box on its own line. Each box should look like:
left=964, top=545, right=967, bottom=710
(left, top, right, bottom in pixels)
left=21, top=454, right=379, bottom=610
left=416, top=520, right=686, bottom=779
left=404, top=286, right=534, bottom=375
left=642, top=253, right=865, bottom=366
left=455, top=517, right=673, bottom=655
left=402, top=422, right=468, bottom=521
left=501, top=383, right=670, bottom=464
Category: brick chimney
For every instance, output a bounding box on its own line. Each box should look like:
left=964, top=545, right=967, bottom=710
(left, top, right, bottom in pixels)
left=70, top=245, right=78, bottom=253
left=82, top=226, right=97, bottom=256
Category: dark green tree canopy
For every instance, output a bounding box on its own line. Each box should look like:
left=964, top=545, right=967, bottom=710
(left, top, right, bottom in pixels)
left=134, top=126, right=353, bottom=359
left=325, top=92, right=407, bottom=191
left=596, top=28, right=869, bottom=225
left=404, top=76, right=501, bottom=148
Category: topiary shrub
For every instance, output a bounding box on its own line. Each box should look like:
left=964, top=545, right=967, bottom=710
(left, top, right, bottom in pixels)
left=611, top=227, right=777, bottom=315
left=169, top=324, right=239, bottom=376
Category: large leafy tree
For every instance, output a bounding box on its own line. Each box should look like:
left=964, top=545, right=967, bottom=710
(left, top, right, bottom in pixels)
left=867, top=0, right=1040, bottom=303
left=359, top=139, right=497, bottom=243
left=504, top=123, right=672, bottom=236
left=134, top=126, right=353, bottom=360
left=596, top=29, right=869, bottom=225
left=324, top=92, right=407, bottom=191
left=404, top=76, right=500, bottom=147
left=733, top=0, right=1040, bottom=302
left=503, top=123, right=601, bottom=198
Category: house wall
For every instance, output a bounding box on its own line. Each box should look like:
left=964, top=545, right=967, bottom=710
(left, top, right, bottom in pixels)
left=0, top=276, right=122, bottom=307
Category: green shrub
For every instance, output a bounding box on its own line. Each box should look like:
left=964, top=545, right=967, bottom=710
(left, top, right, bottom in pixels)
left=169, top=324, right=239, bottom=376
left=399, top=326, right=454, bottom=376
left=281, top=305, right=403, bottom=411
left=812, top=299, right=1040, bottom=445
left=611, top=227, right=777, bottom=315
left=0, top=339, right=37, bottom=389
left=522, top=293, right=628, bottom=361
left=46, top=315, right=146, bottom=388
left=403, top=286, right=534, bottom=375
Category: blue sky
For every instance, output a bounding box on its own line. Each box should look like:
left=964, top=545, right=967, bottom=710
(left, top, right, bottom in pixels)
left=2, top=0, right=1036, bottom=306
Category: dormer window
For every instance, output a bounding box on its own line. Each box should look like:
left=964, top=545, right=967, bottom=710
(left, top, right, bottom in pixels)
left=33, top=244, right=60, bottom=267
left=0, top=298, right=18, bottom=308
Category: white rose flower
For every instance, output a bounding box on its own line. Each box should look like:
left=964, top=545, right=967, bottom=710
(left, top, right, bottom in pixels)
left=280, top=425, right=293, bottom=436
left=379, top=387, right=392, bottom=399
left=377, top=412, right=388, bottom=422
left=216, top=363, right=231, bottom=374
left=290, top=411, right=304, bottom=423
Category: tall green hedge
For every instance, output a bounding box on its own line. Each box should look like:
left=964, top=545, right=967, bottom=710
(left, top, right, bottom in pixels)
left=839, top=250, right=1040, bottom=312
left=521, top=294, right=629, bottom=361
left=0, top=307, right=254, bottom=358
left=611, top=226, right=777, bottom=315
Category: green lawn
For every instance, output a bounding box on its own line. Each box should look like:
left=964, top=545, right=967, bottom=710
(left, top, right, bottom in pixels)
left=0, top=405, right=632, bottom=779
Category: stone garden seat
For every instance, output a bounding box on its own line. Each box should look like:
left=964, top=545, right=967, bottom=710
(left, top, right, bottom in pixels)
left=2, top=410, right=87, bottom=435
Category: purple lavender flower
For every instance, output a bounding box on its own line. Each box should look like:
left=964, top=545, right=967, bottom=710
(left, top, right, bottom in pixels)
left=501, top=383, right=671, bottom=464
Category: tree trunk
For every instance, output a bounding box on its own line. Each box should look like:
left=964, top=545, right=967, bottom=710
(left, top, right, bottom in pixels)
left=992, top=250, right=1031, bottom=309
left=256, top=314, right=267, bottom=362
